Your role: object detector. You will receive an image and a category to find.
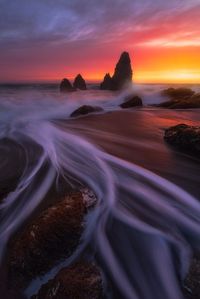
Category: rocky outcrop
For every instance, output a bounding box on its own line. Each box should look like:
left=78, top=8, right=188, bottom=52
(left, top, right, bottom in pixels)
left=70, top=105, right=103, bottom=117
left=161, top=88, right=195, bottom=99
left=100, top=52, right=133, bottom=90
left=60, top=78, right=75, bottom=92
left=8, top=192, right=86, bottom=288
left=120, top=95, right=143, bottom=108
left=73, top=74, right=87, bottom=90
left=31, top=261, right=104, bottom=299
left=100, top=73, right=112, bottom=90
left=156, top=88, right=200, bottom=109
left=164, top=124, right=200, bottom=156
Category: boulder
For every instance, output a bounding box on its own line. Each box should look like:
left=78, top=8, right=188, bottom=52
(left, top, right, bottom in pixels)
left=31, top=261, right=104, bottom=299
left=70, top=105, right=103, bottom=117
left=8, top=192, right=86, bottom=288
left=60, top=78, right=75, bottom=92
left=164, top=124, right=200, bottom=156
left=73, top=74, right=87, bottom=90
left=120, top=95, right=143, bottom=108
left=111, top=52, right=132, bottom=90
left=100, top=73, right=112, bottom=90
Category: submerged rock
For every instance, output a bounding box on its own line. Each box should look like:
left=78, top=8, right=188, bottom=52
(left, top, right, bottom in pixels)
left=70, top=105, right=103, bottom=117
left=31, top=261, right=104, bottom=299
left=120, top=95, right=143, bottom=108
left=60, top=78, right=75, bottom=92
left=164, top=124, right=200, bottom=156
left=111, top=52, right=132, bottom=90
left=8, top=192, right=86, bottom=288
left=73, top=74, right=87, bottom=90
left=100, top=73, right=112, bottom=90
left=100, top=51, right=133, bottom=90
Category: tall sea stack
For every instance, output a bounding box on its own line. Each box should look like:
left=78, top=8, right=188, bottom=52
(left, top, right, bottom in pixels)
left=100, top=52, right=133, bottom=90
left=112, top=52, right=132, bottom=90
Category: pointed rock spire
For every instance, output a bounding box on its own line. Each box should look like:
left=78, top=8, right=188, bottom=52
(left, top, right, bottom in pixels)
left=111, top=52, right=132, bottom=90
left=99, top=52, right=133, bottom=90
left=100, top=73, right=112, bottom=90
left=73, top=74, right=87, bottom=90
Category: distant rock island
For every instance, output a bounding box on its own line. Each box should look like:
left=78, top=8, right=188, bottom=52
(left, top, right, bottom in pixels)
left=60, top=74, right=87, bottom=92
left=60, top=78, right=76, bottom=92
left=101, top=51, right=132, bottom=90
left=60, top=51, right=133, bottom=92
left=73, top=74, right=87, bottom=90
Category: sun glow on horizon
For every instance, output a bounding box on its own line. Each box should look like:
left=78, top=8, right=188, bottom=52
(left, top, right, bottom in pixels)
left=134, top=69, right=200, bottom=84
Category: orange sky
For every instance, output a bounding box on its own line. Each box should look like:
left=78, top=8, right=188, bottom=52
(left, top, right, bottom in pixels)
left=0, top=0, right=200, bottom=84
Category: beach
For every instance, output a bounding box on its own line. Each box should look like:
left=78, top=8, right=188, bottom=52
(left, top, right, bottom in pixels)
left=0, top=84, right=200, bottom=298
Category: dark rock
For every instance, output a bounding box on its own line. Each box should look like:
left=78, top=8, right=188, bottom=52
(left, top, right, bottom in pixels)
left=120, top=95, right=143, bottom=108
left=70, top=105, right=103, bottom=117
left=99, top=52, right=133, bottom=91
left=60, top=78, right=75, bottom=92
left=156, top=88, right=200, bottom=109
left=184, top=254, right=200, bottom=299
left=111, top=52, right=132, bottom=90
left=157, top=95, right=200, bottom=109
left=161, top=87, right=195, bottom=99
left=31, top=261, right=104, bottom=299
left=8, top=192, right=86, bottom=288
left=164, top=124, right=200, bottom=156
left=73, top=74, right=87, bottom=90
left=100, top=73, right=112, bottom=90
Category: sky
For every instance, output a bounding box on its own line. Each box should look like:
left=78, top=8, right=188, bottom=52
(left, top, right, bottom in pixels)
left=0, top=0, right=200, bottom=83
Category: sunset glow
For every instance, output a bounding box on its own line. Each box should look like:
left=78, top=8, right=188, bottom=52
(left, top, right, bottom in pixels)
left=0, top=0, right=200, bottom=83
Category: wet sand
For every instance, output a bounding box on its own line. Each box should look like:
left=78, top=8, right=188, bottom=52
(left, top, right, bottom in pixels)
left=63, top=108, right=200, bottom=198
left=1, top=107, right=200, bottom=298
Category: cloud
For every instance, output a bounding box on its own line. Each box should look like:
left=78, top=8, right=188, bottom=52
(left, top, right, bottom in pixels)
left=0, top=0, right=200, bottom=81
left=0, top=0, right=199, bottom=48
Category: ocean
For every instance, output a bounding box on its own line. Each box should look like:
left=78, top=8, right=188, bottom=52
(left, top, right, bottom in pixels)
left=0, top=82, right=200, bottom=299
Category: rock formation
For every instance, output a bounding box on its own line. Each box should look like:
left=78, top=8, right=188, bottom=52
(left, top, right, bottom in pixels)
left=120, top=95, right=143, bottom=108
left=100, top=73, right=112, bottom=90
left=73, top=74, right=87, bottom=90
left=60, top=78, right=75, bottom=92
left=161, top=87, right=195, bottom=99
left=70, top=105, right=103, bottom=117
left=8, top=192, right=86, bottom=288
left=100, top=52, right=133, bottom=90
left=112, top=51, right=132, bottom=90
left=155, top=88, right=200, bottom=109
left=184, top=254, right=200, bottom=299
left=156, top=93, right=200, bottom=109
left=164, top=124, right=200, bottom=156
left=31, top=261, right=104, bottom=299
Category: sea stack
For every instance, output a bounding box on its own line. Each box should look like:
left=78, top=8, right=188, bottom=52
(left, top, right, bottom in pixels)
left=100, top=73, right=112, bottom=90
left=100, top=51, right=133, bottom=90
left=60, top=78, right=75, bottom=92
left=112, top=52, right=132, bottom=90
left=73, top=74, right=87, bottom=90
